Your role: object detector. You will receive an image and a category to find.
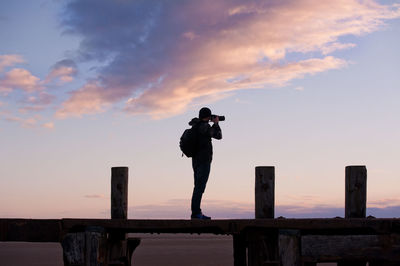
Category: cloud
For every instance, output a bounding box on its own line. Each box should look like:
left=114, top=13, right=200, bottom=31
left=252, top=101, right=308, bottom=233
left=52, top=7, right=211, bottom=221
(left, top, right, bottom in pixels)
left=368, top=197, right=400, bottom=208
left=84, top=194, right=107, bottom=199
left=4, top=115, right=39, bottom=128
left=0, top=68, right=42, bottom=93
left=45, top=59, right=78, bottom=84
left=0, top=110, right=54, bottom=129
left=321, top=42, right=357, bottom=55
left=42, top=122, right=55, bottom=129
left=0, top=55, right=66, bottom=126
left=57, top=0, right=400, bottom=118
left=56, top=81, right=113, bottom=118
left=18, top=91, right=56, bottom=113
left=0, top=54, right=24, bottom=72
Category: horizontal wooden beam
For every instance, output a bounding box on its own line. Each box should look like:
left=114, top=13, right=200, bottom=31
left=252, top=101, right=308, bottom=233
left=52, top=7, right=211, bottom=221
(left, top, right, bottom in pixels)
left=302, top=234, right=400, bottom=262
left=0, top=219, right=61, bottom=242
left=1, top=218, right=400, bottom=242
left=61, top=218, right=400, bottom=235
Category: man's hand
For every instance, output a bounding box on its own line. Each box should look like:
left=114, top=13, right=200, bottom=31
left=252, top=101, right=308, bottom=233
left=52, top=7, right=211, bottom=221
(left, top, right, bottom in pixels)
left=212, top=116, right=219, bottom=124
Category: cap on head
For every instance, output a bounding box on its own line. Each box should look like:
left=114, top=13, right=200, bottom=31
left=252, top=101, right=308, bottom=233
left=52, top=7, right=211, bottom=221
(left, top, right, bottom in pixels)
left=199, top=107, right=212, bottom=119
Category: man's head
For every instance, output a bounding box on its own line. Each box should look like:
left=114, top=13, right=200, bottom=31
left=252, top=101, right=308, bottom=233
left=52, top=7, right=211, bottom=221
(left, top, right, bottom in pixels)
left=199, top=107, right=212, bottom=121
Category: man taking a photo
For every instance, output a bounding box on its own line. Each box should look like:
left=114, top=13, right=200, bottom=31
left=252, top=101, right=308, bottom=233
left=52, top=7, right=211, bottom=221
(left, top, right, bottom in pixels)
left=188, top=107, right=222, bottom=219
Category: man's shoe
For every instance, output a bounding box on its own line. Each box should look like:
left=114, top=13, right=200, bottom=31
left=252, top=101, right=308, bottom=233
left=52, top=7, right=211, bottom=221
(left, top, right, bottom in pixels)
left=191, top=213, right=211, bottom=220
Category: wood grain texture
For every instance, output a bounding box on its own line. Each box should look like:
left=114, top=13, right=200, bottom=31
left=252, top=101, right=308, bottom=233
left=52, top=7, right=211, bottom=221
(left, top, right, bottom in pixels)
left=2, top=218, right=400, bottom=242
left=345, top=166, right=367, bottom=219
left=111, top=167, right=128, bottom=220
left=249, top=167, right=278, bottom=266
left=255, top=166, right=275, bottom=219
left=279, top=230, right=301, bottom=266
left=302, top=234, right=400, bottom=262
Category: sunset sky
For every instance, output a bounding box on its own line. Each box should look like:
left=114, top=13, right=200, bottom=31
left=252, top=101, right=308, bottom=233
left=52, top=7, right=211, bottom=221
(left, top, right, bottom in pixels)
left=1, top=0, right=400, bottom=219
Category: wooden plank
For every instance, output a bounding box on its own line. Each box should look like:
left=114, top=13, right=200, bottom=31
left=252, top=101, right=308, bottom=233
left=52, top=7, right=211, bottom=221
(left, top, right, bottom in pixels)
left=62, top=232, right=85, bottom=265
left=0, top=219, right=61, bottom=242
left=279, top=230, right=301, bottom=266
left=302, top=234, right=400, bottom=262
left=60, top=218, right=400, bottom=235
left=247, top=229, right=279, bottom=266
left=2, top=218, right=400, bottom=242
left=61, top=229, right=106, bottom=266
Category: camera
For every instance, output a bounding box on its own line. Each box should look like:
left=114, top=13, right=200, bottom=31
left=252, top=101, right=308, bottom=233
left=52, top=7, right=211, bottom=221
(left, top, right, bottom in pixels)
left=211, top=115, right=225, bottom=121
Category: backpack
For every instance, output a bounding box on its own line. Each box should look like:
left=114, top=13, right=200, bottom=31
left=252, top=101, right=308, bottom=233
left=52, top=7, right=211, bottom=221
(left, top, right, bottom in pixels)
left=179, top=125, right=198, bottom=157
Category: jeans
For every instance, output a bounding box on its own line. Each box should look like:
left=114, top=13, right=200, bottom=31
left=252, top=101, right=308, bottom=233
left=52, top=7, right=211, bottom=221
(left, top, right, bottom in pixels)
left=191, top=159, right=211, bottom=215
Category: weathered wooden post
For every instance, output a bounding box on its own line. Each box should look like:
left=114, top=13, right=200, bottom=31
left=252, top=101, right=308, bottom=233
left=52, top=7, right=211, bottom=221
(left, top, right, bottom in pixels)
left=107, top=166, right=140, bottom=266
left=345, top=166, right=367, bottom=219
left=247, top=166, right=279, bottom=266
left=338, top=165, right=367, bottom=266
left=108, top=166, right=129, bottom=265
left=61, top=167, right=139, bottom=266
left=111, top=167, right=129, bottom=219
left=62, top=227, right=106, bottom=266
left=255, top=166, right=275, bottom=219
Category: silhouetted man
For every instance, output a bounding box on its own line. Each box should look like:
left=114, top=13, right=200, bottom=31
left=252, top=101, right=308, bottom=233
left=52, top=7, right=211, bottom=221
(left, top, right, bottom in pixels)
left=188, top=107, right=222, bottom=219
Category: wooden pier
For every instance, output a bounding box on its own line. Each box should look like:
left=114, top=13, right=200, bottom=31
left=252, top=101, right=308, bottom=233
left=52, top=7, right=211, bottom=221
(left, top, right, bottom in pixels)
left=1, top=165, right=400, bottom=265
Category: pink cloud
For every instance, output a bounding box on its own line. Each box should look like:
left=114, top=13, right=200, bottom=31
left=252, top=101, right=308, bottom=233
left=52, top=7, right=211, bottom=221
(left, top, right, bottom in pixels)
left=18, top=92, right=56, bottom=113
left=42, top=122, right=55, bottom=129
left=2, top=114, right=55, bottom=130
left=0, top=110, right=55, bottom=129
left=57, top=0, right=400, bottom=117
left=0, top=68, right=42, bottom=93
left=84, top=194, right=107, bottom=199
left=44, top=59, right=77, bottom=84
left=368, top=197, right=400, bottom=208
left=321, top=42, right=357, bottom=55
left=4, top=115, right=39, bottom=128
left=56, top=81, right=116, bottom=118
left=0, top=54, right=24, bottom=72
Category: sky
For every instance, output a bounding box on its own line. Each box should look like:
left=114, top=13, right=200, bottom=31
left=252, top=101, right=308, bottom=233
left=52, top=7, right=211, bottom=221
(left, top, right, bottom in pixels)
left=0, top=0, right=400, bottom=219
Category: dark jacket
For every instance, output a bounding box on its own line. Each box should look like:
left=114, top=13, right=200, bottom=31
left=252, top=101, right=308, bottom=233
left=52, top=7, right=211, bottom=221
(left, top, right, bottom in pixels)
left=189, top=118, right=222, bottom=163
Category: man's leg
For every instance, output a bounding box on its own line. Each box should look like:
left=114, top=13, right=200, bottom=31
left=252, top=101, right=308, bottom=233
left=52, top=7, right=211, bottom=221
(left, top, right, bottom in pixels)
left=191, top=160, right=211, bottom=216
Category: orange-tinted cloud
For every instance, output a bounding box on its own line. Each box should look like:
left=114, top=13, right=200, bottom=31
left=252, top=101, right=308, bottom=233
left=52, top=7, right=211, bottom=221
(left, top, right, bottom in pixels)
left=1, top=112, right=55, bottom=129
left=0, top=68, right=42, bottom=93
left=84, top=194, right=107, bottom=199
left=0, top=55, right=66, bottom=125
left=56, top=0, right=400, bottom=117
left=56, top=81, right=114, bottom=118
left=42, top=122, right=55, bottom=129
left=4, top=115, right=39, bottom=128
left=0, top=54, right=24, bottom=72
